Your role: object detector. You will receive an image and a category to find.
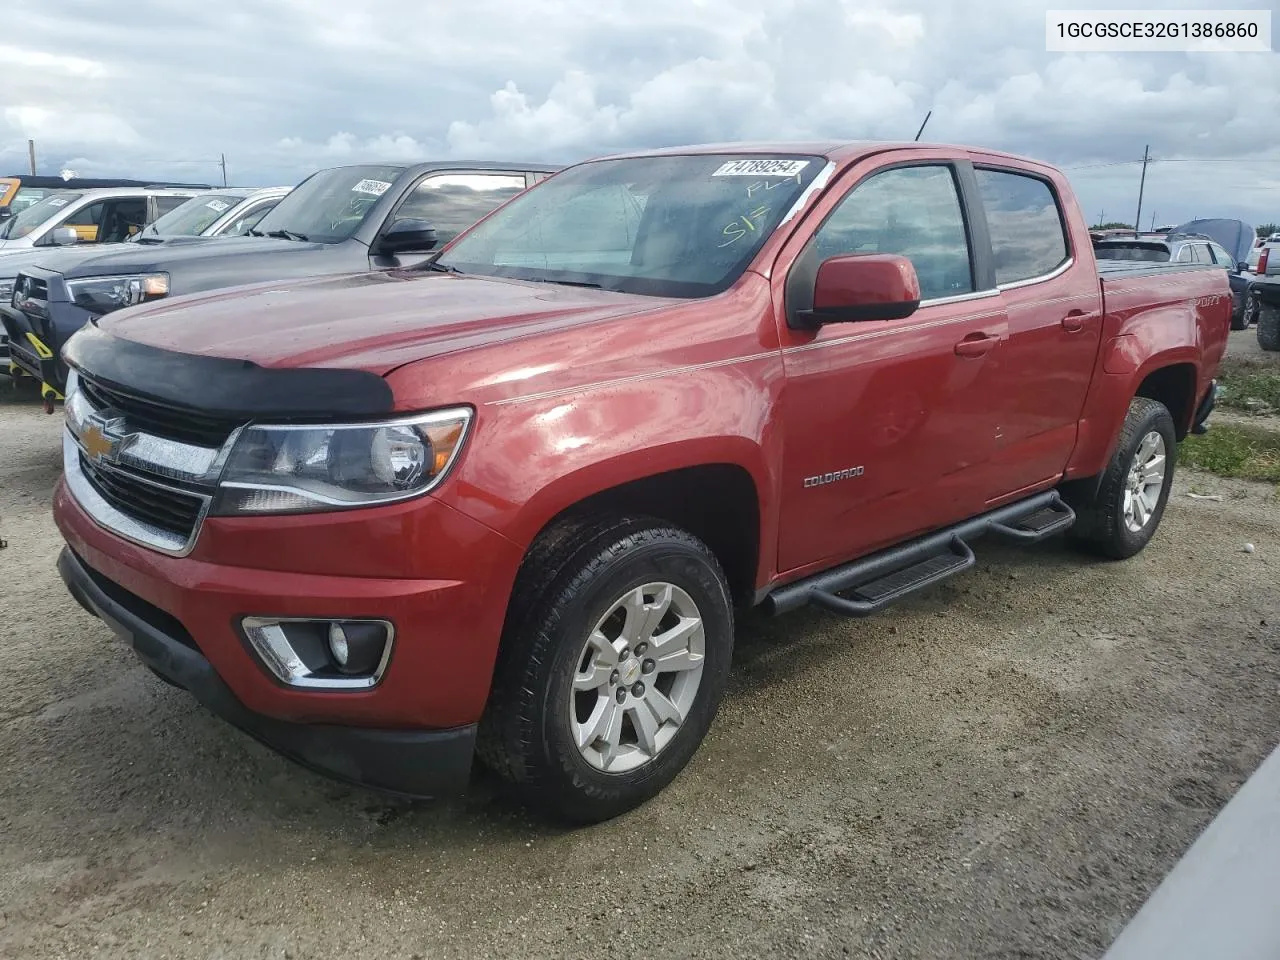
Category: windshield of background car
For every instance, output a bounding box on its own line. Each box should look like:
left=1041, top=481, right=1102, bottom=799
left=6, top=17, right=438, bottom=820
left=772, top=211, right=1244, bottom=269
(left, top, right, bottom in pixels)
left=1094, top=243, right=1171, bottom=262
left=144, top=193, right=247, bottom=237
left=437, top=154, right=826, bottom=297
left=0, top=192, right=83, bottom=239
left=251, top=165, right=406, bottom=243
left=9, top=186, right=59, bottom=213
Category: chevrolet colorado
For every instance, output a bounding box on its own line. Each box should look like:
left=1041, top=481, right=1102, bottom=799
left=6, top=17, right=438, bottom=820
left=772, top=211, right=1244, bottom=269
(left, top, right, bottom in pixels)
left=51, top=142, right=1231, bottom=823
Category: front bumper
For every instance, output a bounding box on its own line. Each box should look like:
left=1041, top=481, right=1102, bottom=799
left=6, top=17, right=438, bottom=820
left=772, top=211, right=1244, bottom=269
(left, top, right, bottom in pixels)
left=58, top=546, right=476, bottom=798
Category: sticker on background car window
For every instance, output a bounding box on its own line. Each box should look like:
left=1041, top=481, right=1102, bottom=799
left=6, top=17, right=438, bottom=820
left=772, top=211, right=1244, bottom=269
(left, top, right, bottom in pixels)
left=712, top=159, right=809, bottom=178
left=206, top=199, right=231, bottom=212
left=352, top=179, right=392, bottom=196
left=48, top=198, right=68, bottom=207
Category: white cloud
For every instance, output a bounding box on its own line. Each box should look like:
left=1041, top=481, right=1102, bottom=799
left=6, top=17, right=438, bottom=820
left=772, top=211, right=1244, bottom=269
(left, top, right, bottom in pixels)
left=0, top=0, right=1274, bottom=226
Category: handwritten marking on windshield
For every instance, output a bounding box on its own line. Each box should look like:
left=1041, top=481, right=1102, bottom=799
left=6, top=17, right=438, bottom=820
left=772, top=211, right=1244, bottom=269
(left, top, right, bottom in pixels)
left=719, top=204, right=772, bottom=247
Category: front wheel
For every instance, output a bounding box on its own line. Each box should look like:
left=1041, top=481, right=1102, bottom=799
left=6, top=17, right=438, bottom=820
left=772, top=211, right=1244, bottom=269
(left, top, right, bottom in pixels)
left=478, top=516, right=734, bottom=824
left=1066, top=397, right=1177, bottom=560
left=1241, top=294, right=1259, bottom=329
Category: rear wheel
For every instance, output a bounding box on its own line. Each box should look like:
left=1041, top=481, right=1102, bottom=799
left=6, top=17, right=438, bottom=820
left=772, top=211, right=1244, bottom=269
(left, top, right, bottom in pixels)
left=1241, top=294, right=1259, bottom=328
left=478, top=516, right=734, bottom=824
left=1258, top=301, right=1280, bottom=352
left=1066, top=397, right=1177, bottom=560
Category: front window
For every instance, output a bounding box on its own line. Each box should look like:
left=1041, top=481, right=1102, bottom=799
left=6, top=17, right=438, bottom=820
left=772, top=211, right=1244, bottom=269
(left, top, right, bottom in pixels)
left=251, top=164, right=406, bottom=243
left=437, top=154, right=825, bottom=297
left=9, top=186, right=58, bottom=213
left=142, top=193, right=247, bottom=238
left=0, top=192, right=82, bottom=239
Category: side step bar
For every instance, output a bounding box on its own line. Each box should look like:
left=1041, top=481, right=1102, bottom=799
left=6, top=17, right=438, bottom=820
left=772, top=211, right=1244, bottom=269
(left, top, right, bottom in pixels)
left=765, top=491, right=1075, bottom=618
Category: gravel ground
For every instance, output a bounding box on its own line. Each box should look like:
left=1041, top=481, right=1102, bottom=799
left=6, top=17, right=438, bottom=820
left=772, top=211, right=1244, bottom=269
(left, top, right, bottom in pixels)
left=1, top=334, right=1278, bottom=959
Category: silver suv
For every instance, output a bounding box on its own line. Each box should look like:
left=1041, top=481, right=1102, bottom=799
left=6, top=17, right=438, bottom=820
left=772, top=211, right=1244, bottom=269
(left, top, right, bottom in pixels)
left=0, top=185, right=204, bottom=252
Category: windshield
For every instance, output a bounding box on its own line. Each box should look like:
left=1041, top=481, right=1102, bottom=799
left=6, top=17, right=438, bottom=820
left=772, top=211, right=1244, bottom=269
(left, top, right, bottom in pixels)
left=1095, top=243, right=1171, bottom=262
left=251, top=165, right=406, bottom=243
left=9, top=186, right=59, bottom=213
left=141, top=193, right=246, bottom=238
left=437, top=154, right=826, bottom=297
left=0, top=192, right=82, bottom=239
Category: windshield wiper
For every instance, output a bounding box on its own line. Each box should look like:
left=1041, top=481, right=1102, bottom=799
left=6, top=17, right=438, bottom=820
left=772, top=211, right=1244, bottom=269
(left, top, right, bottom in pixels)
left=526, top=278, right=602, bottom=289
left=265, top=228, right=309, bottom=242
left=420, top=259, right=462, bottom=275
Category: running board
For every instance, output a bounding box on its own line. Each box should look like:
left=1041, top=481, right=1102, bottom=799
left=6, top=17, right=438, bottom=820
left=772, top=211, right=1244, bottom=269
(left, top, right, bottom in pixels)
left=765, top=491, right=1076, bottom=619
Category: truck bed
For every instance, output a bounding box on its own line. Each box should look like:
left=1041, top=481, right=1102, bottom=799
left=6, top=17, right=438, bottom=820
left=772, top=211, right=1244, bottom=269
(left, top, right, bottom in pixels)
left=1095, top=260, right=1220, bottom=280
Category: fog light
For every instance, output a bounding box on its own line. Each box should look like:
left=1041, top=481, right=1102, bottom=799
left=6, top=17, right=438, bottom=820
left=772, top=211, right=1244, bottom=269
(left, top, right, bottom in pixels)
left=241, top=617, right=394, bottom=690
left=328, top=622, right=350, bottom=667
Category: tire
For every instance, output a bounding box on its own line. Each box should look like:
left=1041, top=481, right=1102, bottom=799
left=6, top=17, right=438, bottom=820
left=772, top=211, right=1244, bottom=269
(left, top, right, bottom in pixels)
left=1241, top=294, right=1259, bottom=329
left=1230, top=300, right=1248, bottom=331
left=478, top=515, right=734, bottom=824
left=1258, top=301, right=1280, bottom=352
left=1066, top=397, right=1177, bottom=560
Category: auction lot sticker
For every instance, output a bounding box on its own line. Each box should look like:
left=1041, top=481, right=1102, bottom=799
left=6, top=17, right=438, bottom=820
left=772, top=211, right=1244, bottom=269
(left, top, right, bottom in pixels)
left=713, top=159, right=810, bottom=178
left=352, top=179, right=392, bottom=196
left=1046, top=9, right=1272, bottom=51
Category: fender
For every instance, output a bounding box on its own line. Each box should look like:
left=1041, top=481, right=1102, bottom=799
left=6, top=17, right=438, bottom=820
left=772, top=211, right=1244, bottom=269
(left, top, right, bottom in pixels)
left=1066, top=277, right=1225, bottom=482
left=436, top=373, right=783, bottom=589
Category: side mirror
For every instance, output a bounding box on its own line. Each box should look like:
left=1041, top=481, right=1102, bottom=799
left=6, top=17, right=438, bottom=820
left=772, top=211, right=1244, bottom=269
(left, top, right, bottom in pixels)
left=375, top=218, right=438, bottom=255
left=0, top=207, right=11, bottom=221
left=796, top=254, right=921, bottom=327
left=47, top=226, right=82, bottom=246
left=1238, top=261, right=1250, bottom=274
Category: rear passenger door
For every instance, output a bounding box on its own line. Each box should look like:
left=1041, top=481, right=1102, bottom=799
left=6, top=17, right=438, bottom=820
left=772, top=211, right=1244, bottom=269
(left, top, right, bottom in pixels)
left=970, top=163, right=1104, bottom=498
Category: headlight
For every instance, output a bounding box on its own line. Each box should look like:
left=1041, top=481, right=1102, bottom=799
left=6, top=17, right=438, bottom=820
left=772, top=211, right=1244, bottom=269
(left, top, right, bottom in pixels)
left=212, top=407, right=473, bottom=515
left=65, top=273, right=169, bottom=314
left=0, top=278, right=13, bottom=303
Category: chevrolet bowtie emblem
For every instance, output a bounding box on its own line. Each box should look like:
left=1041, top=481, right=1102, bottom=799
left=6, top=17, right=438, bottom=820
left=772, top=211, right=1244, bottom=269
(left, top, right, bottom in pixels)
left=79, top=421, right=117, bottom=463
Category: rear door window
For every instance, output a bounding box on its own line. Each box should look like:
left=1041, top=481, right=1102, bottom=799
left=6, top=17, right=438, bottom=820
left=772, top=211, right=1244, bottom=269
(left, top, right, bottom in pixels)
left=974, top=168, right=1069, bottom=285
left=810, top=165, right=974, bottom=301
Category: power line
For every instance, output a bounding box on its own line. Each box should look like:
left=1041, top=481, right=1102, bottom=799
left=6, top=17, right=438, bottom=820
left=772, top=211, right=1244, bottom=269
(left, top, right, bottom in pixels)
left=1064, top=156, right=1280, bottom=170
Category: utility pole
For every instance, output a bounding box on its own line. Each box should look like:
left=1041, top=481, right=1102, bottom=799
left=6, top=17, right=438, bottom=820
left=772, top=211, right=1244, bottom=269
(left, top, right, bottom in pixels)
left=1133, top=144, right=1150, bottom=238
left=913, top=110, right=932, bottom=142
left=219, top=153, right=227, bottom=187
left=27, top=139, right=36, bottom=175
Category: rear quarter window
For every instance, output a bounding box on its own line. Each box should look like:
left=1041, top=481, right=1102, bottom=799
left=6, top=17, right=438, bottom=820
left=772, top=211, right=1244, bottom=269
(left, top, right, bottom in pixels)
left=974, top=168, right=1069, bottom=285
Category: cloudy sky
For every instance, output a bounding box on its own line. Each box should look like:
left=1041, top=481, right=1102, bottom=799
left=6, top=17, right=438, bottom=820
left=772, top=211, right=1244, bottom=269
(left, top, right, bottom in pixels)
left=4, top=0, right=1277, bottom=228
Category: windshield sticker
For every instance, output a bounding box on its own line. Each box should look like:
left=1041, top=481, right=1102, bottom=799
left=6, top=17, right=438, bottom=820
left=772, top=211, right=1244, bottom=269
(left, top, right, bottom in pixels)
left=205, top=199, right=231, bottom=212
left=352, top=179, right=392, bottom=196
left=712, top=159, right=810, bottom=178
left=48, top=197, right=69, bottom=207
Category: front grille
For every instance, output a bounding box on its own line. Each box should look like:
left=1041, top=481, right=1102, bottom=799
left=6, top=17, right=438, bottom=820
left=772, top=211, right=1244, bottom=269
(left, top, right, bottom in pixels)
left=79, top=376, right=241, bottom=448
left=79, top=453, right=204, bottom=538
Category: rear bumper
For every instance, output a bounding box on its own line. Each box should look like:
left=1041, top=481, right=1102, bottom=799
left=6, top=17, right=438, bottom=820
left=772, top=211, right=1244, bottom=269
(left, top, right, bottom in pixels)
left=58, top=545, right=477, bottom=799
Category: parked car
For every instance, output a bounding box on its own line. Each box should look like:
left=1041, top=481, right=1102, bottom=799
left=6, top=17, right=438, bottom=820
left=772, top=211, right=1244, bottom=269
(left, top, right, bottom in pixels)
left=50, top=141, right=1230, bottom=823
left=129, top=186, right=292, bottom=242
left=0, top=185, right=206, bottom=368
left=0, top=185, right=205, bottom=251
left=3, top=161, right=557, bottom=397
left=0, top=175, right=209, bottom=220
left=1095, top=223, right=1253, bottom=328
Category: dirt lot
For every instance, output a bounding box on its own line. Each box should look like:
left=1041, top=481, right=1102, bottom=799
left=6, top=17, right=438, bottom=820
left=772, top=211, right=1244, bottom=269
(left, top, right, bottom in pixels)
left=2, top=333, right=1279, bottom=960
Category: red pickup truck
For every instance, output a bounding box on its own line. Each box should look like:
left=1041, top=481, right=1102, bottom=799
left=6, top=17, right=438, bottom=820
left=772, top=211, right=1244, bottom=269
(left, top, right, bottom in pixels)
left=52, top=142, right=1230, bottom=823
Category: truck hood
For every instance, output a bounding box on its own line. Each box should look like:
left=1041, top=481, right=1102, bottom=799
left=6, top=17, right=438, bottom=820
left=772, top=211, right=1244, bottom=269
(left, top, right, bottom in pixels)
left=0, top=244, right=110, bottom=277
left=97, top=270, right=677, bottom=374
left=53, top=234, right=335, bottom=288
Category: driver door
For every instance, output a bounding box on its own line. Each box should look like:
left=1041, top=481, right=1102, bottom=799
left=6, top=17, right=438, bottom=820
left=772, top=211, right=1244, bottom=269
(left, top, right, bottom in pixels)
left=775, top=159, right=1008, bottom=573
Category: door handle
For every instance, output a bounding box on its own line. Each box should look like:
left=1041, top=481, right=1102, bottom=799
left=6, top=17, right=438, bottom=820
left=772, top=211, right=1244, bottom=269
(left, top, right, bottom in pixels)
left=954, top=333, right=997, bottom=358
left=1061, top=310, right=1088, bottom=333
